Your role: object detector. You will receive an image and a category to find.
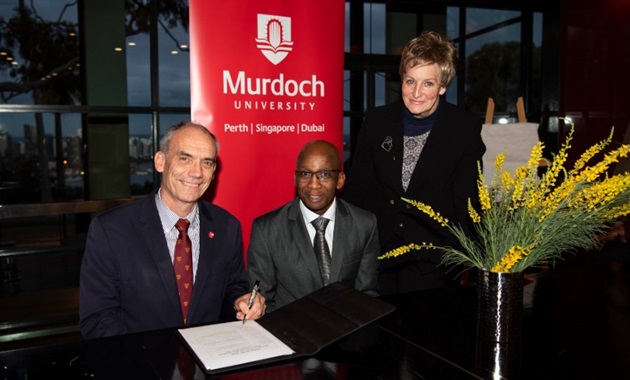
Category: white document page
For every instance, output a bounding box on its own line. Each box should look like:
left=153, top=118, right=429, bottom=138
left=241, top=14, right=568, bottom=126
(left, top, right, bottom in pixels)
left=178, top=320, right=295, bottom=371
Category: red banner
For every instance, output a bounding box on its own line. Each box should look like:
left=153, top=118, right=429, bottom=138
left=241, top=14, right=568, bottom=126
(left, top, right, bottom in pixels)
left=189, top=1, right=345, bottom=253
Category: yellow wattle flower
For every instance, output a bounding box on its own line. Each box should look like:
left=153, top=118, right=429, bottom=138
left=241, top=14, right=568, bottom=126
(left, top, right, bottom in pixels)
left=378, top=243, right=433, bottom=259
left=569, top=174, right=630, bottom=211
left=475, top=160, right=492, bottom=211
left=491, top=153, right=506, bottom=187
left=532, top=130, right=572, bottom=207
left=510, top=166, right=529, bottom=210
left=491, top=245, right=532, bottom=272
left=401, top=197, right=449, bottom=226
left=468, top=199, right=481, bottom=223
left=574, top=145, right=630, bottom=183
left=494, top=153, right=506, bottom=170
left=603, top=203, right=630, bottom=220
left=501, top=171, right=514, bottom=193
left=569, top=129, right=612, bottom=175
left=538, top=175, right=580, bottom=222
left=478, top=180, right=492, bottom=211
left=526, top=141, right=544, bottom=173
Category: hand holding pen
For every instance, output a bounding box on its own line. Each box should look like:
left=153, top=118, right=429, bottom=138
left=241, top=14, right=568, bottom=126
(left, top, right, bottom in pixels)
left=236, top=280, right=265, bottom=324
left=243, top=280, right=260, bottom=324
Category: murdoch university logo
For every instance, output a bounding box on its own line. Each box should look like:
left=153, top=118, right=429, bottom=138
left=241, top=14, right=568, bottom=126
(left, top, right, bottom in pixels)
left=255, top=13, right=293, bottom=65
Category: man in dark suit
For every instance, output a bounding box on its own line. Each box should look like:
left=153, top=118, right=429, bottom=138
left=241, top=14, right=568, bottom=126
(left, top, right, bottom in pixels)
left=79, top=122, right=265, bottom=339
left=247, top=140, right=380, bottom=312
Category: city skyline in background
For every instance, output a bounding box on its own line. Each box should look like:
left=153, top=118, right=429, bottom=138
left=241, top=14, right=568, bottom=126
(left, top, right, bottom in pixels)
left=0, top=123, right=156, bottom=201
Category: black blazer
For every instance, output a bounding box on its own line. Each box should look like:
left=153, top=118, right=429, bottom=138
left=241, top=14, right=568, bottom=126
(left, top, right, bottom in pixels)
left=79, top=193, right=249, bottom=339
left=343, top=99, right=485, bottom=267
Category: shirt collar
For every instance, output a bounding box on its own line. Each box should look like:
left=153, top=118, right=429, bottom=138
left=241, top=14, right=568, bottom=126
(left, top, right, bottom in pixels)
left=155, top=189, right=199, bottom=232
left=299, top=197, right=337, bottom=224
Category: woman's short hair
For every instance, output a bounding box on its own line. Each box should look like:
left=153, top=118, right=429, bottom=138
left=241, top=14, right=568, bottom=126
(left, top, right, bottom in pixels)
left=399, top=31, right=458, bottom=89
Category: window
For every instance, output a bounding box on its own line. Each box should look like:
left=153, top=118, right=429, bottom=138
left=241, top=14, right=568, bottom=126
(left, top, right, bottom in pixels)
left=1, top=0, right=546, bottom=204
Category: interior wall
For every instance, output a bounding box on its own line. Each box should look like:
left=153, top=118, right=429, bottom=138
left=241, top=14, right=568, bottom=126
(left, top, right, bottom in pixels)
left=561, top=0, right=630, bottom=166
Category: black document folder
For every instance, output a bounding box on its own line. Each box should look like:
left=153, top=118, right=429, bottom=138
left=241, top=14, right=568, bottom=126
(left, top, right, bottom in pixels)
left=179, top=282, right=395, bottom=374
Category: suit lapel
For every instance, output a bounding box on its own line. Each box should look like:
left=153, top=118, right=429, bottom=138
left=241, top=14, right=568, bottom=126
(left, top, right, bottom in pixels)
left=382, top=104, right=406, bottom=194
left=287, top=199, right=324, bottom=287
left=329, top=199, right=350, bottom=281
left=188, top=202, right=216, bottom=319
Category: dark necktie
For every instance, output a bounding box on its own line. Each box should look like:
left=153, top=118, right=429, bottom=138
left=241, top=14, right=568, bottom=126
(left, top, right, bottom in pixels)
left=174, top=218, right=193, bottom=324
left=311, top=217, right=331, bottom=285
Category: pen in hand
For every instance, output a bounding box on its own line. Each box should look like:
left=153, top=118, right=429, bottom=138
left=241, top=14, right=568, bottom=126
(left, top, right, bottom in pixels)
left=243, top=280, right=260, bottom=325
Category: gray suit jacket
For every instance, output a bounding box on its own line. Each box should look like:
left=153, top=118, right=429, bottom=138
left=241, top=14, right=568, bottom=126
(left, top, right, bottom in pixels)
left=247, top=198, right=380, bottom=312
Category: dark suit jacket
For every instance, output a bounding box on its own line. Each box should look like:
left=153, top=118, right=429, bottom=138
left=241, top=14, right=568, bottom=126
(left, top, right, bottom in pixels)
left=343, top=99, right=485, bottom=292
left=247, top=198, right=380, bottom=312
left=79, top=193, right=248, bottom=339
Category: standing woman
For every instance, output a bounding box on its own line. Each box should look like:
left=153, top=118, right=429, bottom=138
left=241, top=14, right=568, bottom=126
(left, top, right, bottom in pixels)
left=343, top=31, right=485, bottom=295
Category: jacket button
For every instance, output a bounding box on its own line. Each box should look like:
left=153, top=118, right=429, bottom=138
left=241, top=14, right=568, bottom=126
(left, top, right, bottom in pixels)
left=390, top=199, right=394, bottom=205
left=399, top=222, right=404, bottom=227
left=405, top=204, right=412, bottom=209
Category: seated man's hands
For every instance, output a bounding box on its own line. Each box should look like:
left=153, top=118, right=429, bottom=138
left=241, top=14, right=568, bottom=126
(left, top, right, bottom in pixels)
left=234, top=292, right=266, bottom=322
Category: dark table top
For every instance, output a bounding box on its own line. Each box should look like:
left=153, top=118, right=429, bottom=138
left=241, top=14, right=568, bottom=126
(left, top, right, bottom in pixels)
left=377, top=248, right=630, bottom=380
left=1, top=248, right=629, bottom=379
left=0, top=322, right=481, bottom=379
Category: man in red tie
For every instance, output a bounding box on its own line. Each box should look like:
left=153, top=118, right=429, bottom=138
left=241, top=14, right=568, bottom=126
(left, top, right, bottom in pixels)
left=80, top=121, right=265, bottom=339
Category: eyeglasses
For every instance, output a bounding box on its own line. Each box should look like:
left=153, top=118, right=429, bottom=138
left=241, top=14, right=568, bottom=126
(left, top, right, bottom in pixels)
left=295, top=170, right=340, bottom=182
